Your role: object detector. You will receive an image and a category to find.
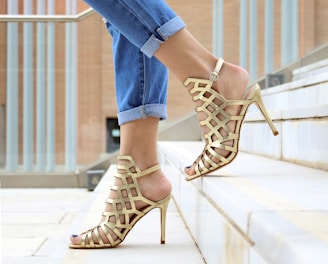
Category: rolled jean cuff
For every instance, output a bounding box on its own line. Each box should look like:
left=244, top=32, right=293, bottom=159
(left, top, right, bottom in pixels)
left=141, top=16, right=186, bottom=58
left=117, top=104, right=168, bottom=125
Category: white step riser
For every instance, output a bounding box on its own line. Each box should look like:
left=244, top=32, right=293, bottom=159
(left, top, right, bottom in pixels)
left=158, top=142, right=328, bottom=264
left=292, top=58, right=328, bottom=81
left=241, top=74, right=328, bottom=170
left=161, top=162, right=267, bottom=264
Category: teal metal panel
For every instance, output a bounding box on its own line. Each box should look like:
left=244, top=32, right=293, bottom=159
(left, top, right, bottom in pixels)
left=212, top=0, right=224, bottom=57
left=65, top=0, right=77, bottom=171
left=291, top=0, right=299, bottom=62
left=6, top=0, right=19, bottom=171
left=249, top=0, right=258, bottom=81
left=281, top=0, right=299, bottom=66
left=265, top=0, right=274, bottom=73
left=47, top=0, right=56, bottom=172
left=36, top=0, right=46, bottom=171
left=239, top=0, right=248, bottom=68
left=23, top=0, right=34, bottom=171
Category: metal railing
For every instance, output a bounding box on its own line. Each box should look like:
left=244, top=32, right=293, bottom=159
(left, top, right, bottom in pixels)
left=1, top=2, right=96, bottom=173
left=1, top=0, right=327, bottom=174
left=212, top=0, right=299, bottom=82
left=0, top=8, right=95, bottom=22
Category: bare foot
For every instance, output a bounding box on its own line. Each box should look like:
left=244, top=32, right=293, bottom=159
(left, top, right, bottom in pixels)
left=184, top=61, right=249, bottom=177
left=70, top=160, right=171, bottom=247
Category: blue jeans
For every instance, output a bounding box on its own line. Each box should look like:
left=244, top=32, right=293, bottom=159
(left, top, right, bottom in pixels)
left=83, top=0, right=186, bottom=125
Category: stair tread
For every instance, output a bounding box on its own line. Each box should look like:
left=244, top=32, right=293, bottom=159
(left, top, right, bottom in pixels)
left=60, top=165, right=204, bottom=263
left=159, top=141, right=328, bottom=263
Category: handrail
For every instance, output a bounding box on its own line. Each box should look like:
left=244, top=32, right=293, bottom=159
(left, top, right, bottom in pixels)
left=0, top=8, right=95, bottom=22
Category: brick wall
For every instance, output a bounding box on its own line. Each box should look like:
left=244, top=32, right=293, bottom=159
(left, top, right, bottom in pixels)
left=0, top=0, right=327, bottom=167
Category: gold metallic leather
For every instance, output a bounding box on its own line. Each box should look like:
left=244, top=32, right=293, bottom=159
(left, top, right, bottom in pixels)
left=70, top=155, right=171, bottom=248
left=184, top=58, right=279, bottom=181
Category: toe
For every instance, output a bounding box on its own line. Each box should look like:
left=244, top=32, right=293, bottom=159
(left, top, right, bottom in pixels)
left=184, top=165, right=195, bottom=176
left=70, top=234, right=81, bottom=245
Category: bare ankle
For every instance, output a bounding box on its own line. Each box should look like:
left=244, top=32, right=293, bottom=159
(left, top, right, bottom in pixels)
left=214, top=62, right=249, bottom=100
left=138, top=170, right=172, bottom=202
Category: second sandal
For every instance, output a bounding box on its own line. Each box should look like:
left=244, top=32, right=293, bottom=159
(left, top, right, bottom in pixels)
left=69, top=156, right=171, bottom=248
left=184, top=58, right=279, bottom=181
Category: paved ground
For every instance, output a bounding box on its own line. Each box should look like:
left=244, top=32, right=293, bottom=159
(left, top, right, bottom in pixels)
left=1, top=188, right=90, bottom=263
left=1, top=167, right=205, bottom=264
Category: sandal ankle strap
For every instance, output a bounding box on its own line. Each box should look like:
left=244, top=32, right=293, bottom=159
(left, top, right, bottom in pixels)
left=117, top=155, right=160, bottom=178
left=209, top=58, right=224, bottom=81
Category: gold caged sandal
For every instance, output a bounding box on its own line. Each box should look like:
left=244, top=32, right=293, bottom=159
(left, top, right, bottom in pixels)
left=184, top=58, right=279, bottom=181
left=69, top=155, right=171, bottom=248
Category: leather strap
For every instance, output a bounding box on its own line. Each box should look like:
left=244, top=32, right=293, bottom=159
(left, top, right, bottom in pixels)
left=209, top=58, right=224, bottom=81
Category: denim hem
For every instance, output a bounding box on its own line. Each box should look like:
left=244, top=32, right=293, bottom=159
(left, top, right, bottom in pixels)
left=141, top=16, right=186, bottom=58
left=117, top=104, right=168, bottom=125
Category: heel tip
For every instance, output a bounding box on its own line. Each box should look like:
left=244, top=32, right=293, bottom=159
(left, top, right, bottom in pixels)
left=273, top=131, right=279, bottom=136
left=161, top=240, right=165, bottom=244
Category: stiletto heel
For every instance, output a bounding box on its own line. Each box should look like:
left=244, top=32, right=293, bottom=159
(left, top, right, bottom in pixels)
left=184, top=58, right=279, bottom=181
left=69, top=155, right=171, bottom=249
left=159, top=195, right=170, bottom=244
left=250, top=84, right=279, bottom=136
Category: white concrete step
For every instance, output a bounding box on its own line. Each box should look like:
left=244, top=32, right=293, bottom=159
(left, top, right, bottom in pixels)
left=158, top=141, right=328, bottom=264
left=60, top=165, right=204, bottom=263
left=241, top=70, right=328, bottom=170
left=1, top=165, right=204, bottom=264
left=292, top=58, right=328, bottom=81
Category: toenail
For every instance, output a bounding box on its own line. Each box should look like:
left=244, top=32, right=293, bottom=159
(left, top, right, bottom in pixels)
left=185, top=165, right=192, bottom=169
left=71, top=234, right=78, bottom=238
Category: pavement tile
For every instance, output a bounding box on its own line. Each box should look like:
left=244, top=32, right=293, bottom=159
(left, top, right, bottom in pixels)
left=1, top=172, right=204, bottom=264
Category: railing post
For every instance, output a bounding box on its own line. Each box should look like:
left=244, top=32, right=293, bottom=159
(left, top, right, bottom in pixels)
left=47, top=0, right=56, bottom=172
left=6, top=0, right=19, bottom=172
left=291, top=0, right=299, bottom=62
left=23, top=0, right=34, bottom=172
left=249, top=0, right=258, bottom=81
left=281, top=0, right=289, bottom=66
left=36, top=0, right=46, bottom=171
left=281, top=0, right=299, bottom=66
left=0, top=106, right=4, bottom=168
left=1, top=4, right=94, bottom=173
left=239, top=0, right=248, bottom=69
left=265, top=0, right=274, bottom=74
left=65, top=0, right=77, bottom=171
left=212, top=0, right=224, bottom=57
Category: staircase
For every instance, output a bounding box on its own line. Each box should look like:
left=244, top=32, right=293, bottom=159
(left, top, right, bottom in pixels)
left=158, top=59, right=328, bottom=264
left=49, top=59, right=328, bottom=264
left=240, top=59, right=328, bottom=170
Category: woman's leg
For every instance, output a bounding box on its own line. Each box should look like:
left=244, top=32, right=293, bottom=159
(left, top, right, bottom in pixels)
left=154, top=29, right=249, bottom=176
left=83, top=0, right=247, bottom=103
left=107, top=23, right=169, bottom=125
left=82, top=0, right=250, bottom=177
left=70, top=117, right=171, bottom=246
left=108, top=22, right=171, bottom=202
left=70, top=0, right=251, bottom=246
left=118, top=117, right=171, bottom=200
left=83, top=0, right=186, bottom=58
left=70, top=22, right=171, bottom=247
left=107, top=22, right=171, bottom=201
left=155, top=29, right=249, bottom=102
